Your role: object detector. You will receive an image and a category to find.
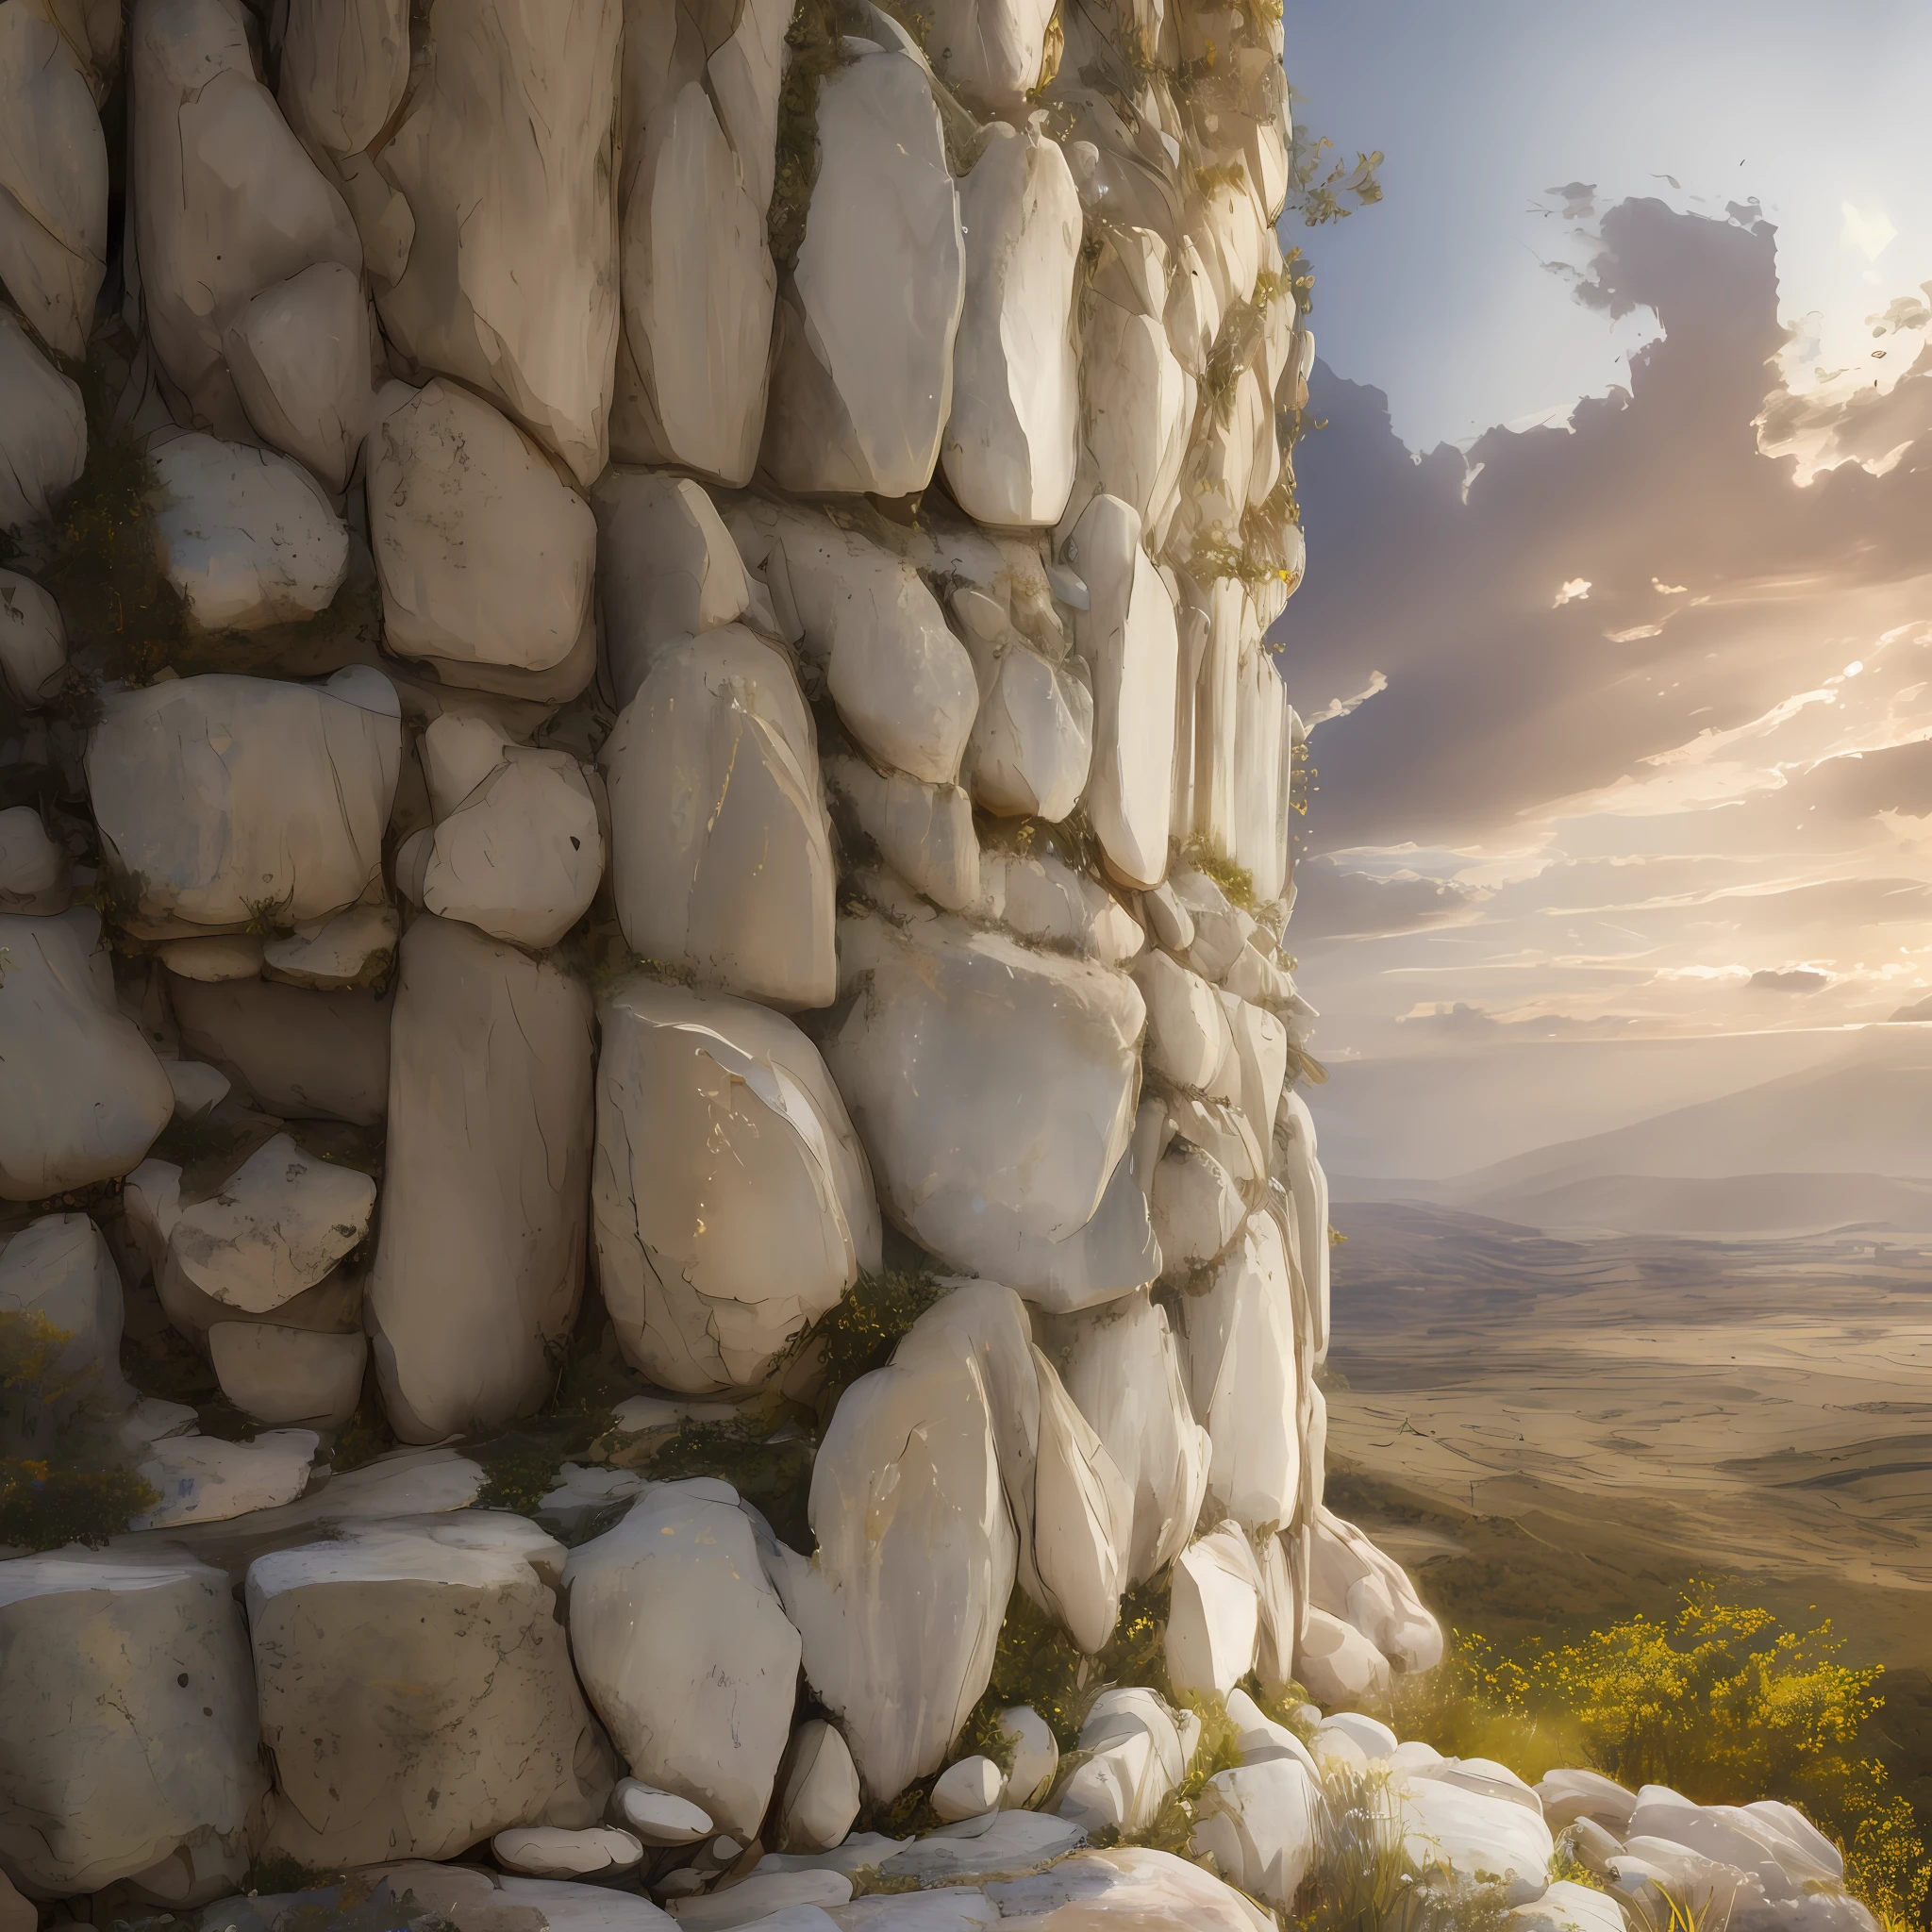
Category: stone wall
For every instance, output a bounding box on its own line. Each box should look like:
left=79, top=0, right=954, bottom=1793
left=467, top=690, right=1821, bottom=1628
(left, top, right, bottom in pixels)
left=1, top=0, right=1445, bottom=1923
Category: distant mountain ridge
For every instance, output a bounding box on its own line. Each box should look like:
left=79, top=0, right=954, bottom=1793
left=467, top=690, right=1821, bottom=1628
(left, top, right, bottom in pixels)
left=1332, top=1027, right=1932, bottom=1237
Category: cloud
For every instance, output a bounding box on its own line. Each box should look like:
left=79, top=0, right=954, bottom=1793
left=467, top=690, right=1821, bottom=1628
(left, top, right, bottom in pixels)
left=1305, top=669, right=1388, bottom=727
left=1553, top=577, right=1591, bottom=606
left=1795, top=737, right=1932, bottom=818
left=1397, top=1001, right=1646, bottom=1041
left=1841, top=201, right=1897, bottom=260
left=1287, top=856, right=1490, bottom=941
left=1892, top=994, right=1932, bottom=1023
left=1749, top=968, right=1830, bottom=992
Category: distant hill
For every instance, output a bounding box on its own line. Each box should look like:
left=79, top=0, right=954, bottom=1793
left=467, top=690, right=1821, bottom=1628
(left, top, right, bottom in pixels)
left=1330, top=1027, right=1932, bottom=1237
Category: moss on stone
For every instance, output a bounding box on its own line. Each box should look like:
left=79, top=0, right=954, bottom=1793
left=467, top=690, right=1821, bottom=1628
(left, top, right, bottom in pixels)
left=769, top=0, right=851, bottom=270
left=800, top=1265, right=944, bottom=1426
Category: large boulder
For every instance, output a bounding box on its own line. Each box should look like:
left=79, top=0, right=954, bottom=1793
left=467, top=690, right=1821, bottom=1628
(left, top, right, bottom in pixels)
left=1035, top=1288, right=1208, bottom=1586
left=0, top=909, right=175, bottom=1201
left=1067, top=494, right=1178, bottom=889
left=276, top=0, right=409, bottom=160
left=147, top=433, right=350, bottom=632
left=1274, top=1089, right=1330, bottom=1360
left=368, top=915, right=593, bottom=1442
left=0, top=2, right=108, bottom=359
left=1177, top=1211, right=1300, bottom=1534
left=225, top=261, right=381, bottom=494
left=961, top=637, right=1093, bottom=822
left=591, top=469, right=750, bottom=708
left=592, top=974, right=880, bottom=1394
left=603, top=626, right=837, bottom=1009
left=87, top=669, right=400, bottom=936
left=208, top=1322, right=366, bottom=1427
left=761, top=42, right=964, bottom=497
left=1165, top=1522, right=1261, bottom=1697
left=0, top=1212, right=133, bottom=1415
left=1309, top=1507, right=1444, bottom=1674
left=924, top=0, right=1058, bottom=114
left=0, top=309, right=85, bottom=531
left=1029, top=1341, right=1133, bottom=1653
left=771, top=1298, right=1017, bottom=1804
left=985, top=1849, right=1273, bottom=1930
left=565, top=1479, right=800, bottom=1837
left=610, top=3, right=777, bottom=485
left=248, top=1518, right=610, bottom=1867
left=1398, top=1776, right=1556, bottom=1907
left=0, top=1549, right=264, bottom=1902
left=128, top=0, right=361, bottom=436
left=824, top=898, right=1153, bottom=1307
left=941, top=125, right=1080, bottom=527
left=169, top=974, right=391, bottom=1125
left=1053, top=1689, right=1190, bottom=1838
left=726, top=503, right=979, bottom=786
left=1190, top=1754, right=1320, bottom=1912
left=824, top=755, right=980, bottom=911
left=367, top=381, right=598, bottom=689
left=373, top=0, right=622, bottom=486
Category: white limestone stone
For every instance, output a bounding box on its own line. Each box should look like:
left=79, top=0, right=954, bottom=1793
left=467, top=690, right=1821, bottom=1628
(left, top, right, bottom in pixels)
left=493, top=1826, right=645, bottom=1878
left=167, top=1132, right=375, bottom=1313
left=934, top=1757, right=1005, bottom=1824
left=1399, top=1777, right=1556, bottom=1907
left=0, top=569, right=64, bottom=706
left=423, top=748, right=604, bottom=949
left=875, top=1811, right=1086, bottom=1890
left=0, top=1212, right=131, bottom=1412
left=248, top=1519, right=609, bottom=1867
left=1172, top=868, right=1255, bottom=981
left=364, top=1862, right=680, bottom=1932
left=368, top=380, right=598, bottom=680
left=613, top=65, right=775, bottom=486
left=158, top=934, right=262, bottom=981
left=942, top=125, right=1080, bottom=527
left=671, top=1872, right=853, bottom=1926
left=128, top=0, right=361, bottom=435
left=0, top=807, right=67, bottom=913
left=1511, top=1880, right=1628, bottom=1932
left=131, top=1426, right=319, bottom=1527
left=1224, top=1687, right=1319, bottom=1776
left=977, top=846, right=1139, bottom=965
left=762, top=45, right=963, bottom=497
left=592, top=469, right=751, bottom=707
left=617, top=1781, right=715, bottom=1846
left=1309, top=1507, right=1444, bottom=1674
left=208, top=1321, right=366, bottom=1426
left=1190, top=1754, right=1320, bottom=1911
left=593, top=974, right=880, bottom=1394
left=1295, top=1605, right=1391, bottom=1708
left=374, top=0, right=621, bottom=486
left=1076, top=264, right=1191, bottom=533
left=567, top=1479, right=801, bottom=1838
left=1316, top=1710, right=1398, bottom=1761
left=1536, top=1770, right=1639, bottom=1835
left=0, top=909, right=174, bottom=1200
left=0, top=309, right=85, bottom=530
left=1274, top=1089, right=1331, bottom=1360
left=147, top=433, right=349, bottom=631
left=1166, top=1522, right=1261, bottom=1697
left=0, top=2, right=108, bottom=359
left=1177, top=1211, right=1299, bottom=1532
left=88, top=670, right=399, bottom=933
left=824, top=901, right=1152, bottom=1306
left=1150, top=1140, right=1246, bottom=1279
left=962, top=639, right=1093, bottom=822
left=925, top=0, right=1057, bottom=112
left=368, top=915, right=593, bottom=1441
left=261, top=904, right=398, bottom=991
left=226, top=262, right=379, bottom=494
left=1221, top=992, right=1287, bottom=1157
left=1067, top=495, right=1177, bottom=889
left=605, top=626, right=837, bottom=1008
left=985, top=1847, right=1272, bottom=1932
left=826, top=755, right=980, bottom=911
left=170, top=974, right=390, bottom=1124
left=729, top=503, right=980, bottom=786
left=1134, top=948, right=1233, bottom=1091
left=1412, top=1757, right=1544, bottom=1817
left=1040, top=1288, right=1209, bottom=1586
left=1054, top=1690, right=1187, bottom=1838
left=276, top=0, right=409, bottom=158
left=776, top=1721, right=862, bottom=1855
left=771, top=1308, right=1016, bottom=1804
left=0, top=1549, right=263, bottom=1900
left=999, top=1707, right=1059, bottom=1809
left=1029, top=1342, right=1133, bottom=1653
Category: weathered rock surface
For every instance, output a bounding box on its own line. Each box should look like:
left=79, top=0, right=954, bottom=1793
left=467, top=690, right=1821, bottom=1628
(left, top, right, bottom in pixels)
left=826, top=900, right=1152, bottom=1304
left=604, top=626, right=836, bottom=1008
left=374, top=0, right=622, bottom=486
left=249, top=1518, right=609, bottom=1867
left=593, top=974, right=879, bottom=1394
left=0, top=909, right=175, bottom=1200
left=492, top=1826, right=643, bottom=1879
left=924, top=0, right=1058, bottom=114
left=208, top=1321, right=366, bottom=1427
left=962, top=639, right=1093, bottom=821
left=1310, top=1506, right=1444, bottom=1673
left=567, top=1479, right=800, bottom=1838
left=1398, top=1776, right=1556, bottom=1907
left=0, top=568, right=65, bottom=706
left=762, top=44, right=963, bottom=497
left=131, top=1428, right=320, bottom=1529
left=0, top=1211, right=132, bottom=1413
left=775, top=1721, right=862, bottom=1855
left=942, top=125, right=1080, bottom=527
left=0, top=308, right=85, bottom=530
left=128, top=0, right=360, bottom=436
left=169, top=974, right=391, bottom=1124
left=0, top=1549, right=263, bottom=1902
left=825, top=755, right=980, bottom=911
left=275, top=0, right=409, bottom=160
left=367, top=381, right=598, bottom=683
left=986, top=1846, right=1274, bottom=1930
left=1296, top=1603, right=1392, bottom=1707
left=1191, top=1753, right=1320, bottom=1911
left=87, top=670, right=399, bottom=933
left=0, top=1, right=108, bottom=359
left=368, top=915, right=593, bottom=1441
left=1054, top=1690, right=1190, bottom=1839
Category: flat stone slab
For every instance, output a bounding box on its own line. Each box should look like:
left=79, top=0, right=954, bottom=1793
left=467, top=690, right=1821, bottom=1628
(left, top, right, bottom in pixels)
left=878, top=1810, right=1087, bottom=1888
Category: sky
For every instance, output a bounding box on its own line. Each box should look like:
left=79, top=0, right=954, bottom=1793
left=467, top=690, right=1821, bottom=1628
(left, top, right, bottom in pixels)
left=1268, top=3, right=1932, bottom=1175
